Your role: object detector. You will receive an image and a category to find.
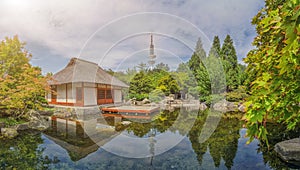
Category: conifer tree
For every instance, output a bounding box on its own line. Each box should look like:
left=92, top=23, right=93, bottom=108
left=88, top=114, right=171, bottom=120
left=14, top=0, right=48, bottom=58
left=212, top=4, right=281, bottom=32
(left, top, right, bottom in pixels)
left=220, top=35, right=239, bottom=91
left=208, top=36, right=221, bottom=57
left=188, top=38, right=206, bottom=73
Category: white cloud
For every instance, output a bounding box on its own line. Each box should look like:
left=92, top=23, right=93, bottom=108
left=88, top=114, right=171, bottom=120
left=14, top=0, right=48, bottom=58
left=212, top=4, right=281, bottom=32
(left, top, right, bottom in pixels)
left=0, top=0, right=264, bottom=73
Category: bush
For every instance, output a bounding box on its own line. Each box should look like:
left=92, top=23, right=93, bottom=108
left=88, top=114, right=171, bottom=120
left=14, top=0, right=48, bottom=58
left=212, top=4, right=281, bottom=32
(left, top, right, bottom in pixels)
left=225, top=86, right=249, bottom=102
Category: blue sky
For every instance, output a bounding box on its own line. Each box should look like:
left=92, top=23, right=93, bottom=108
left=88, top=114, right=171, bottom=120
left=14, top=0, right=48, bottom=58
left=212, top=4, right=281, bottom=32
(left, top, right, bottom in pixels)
left=0, top=0, right=264, bottom=73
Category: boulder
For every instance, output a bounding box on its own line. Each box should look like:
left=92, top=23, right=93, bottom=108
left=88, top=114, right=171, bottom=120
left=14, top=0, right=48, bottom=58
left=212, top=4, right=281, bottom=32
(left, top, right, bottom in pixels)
left=213, top=100, right=238, bottom=112
left=199, top=103, right=207, bottom=110
left=275, top=138, right=300, bottom=164
left=142, top=98, right=151, bottom=104
left=15, top=123, right=30, bottom=131
left=135, top=101, right=143, bottom=106
left=238, top=104, right=246, bottom=112
left=1, top=128, right=18, bottom=139
left=164, top=96, right=174, bottom=104
left=0, top=122, right=5, bottom=129
left=29, top=118, right=50, bottom=131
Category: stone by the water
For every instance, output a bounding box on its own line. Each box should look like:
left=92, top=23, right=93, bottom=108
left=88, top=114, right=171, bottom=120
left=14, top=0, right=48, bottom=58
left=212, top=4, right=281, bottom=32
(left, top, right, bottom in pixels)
left=1, top=128, right=18, bottom=139
left=199, top=103, right=207, bottom=110
left=15, top=123, right=30, bottom=131
left=0, top=122, right=5, bottom=129
left=274, top=138, right=300, bottom=164
left=213, top=99, right=238, bottom=112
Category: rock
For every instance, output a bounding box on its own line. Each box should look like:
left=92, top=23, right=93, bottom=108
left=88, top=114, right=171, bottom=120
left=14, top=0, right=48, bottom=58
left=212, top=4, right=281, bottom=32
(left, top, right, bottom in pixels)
left=38, top=110, right=54, bottom=116
left=164, top=96, right=174, bottom=104
left=136, top=101, right=143, bottom=106
left=29, top=118, right=50, bottom=131
left=142, top=98, right=151, bottom=104
left=0, top=122, right=5, bottom=129
left=121, top=121, right=131, bottom=125
left=199, top=103, right=207, bottom=110
left=213, top=99, right=238, bottom=112
left=1, top=128, right=18, bottom=139
left=15, top=123, right=30, bottom=131
left=275, top=138, right=300, bottom=164
left=126, top=98, right=136, bottom=105
left=238, top=104, right=246, bottom=112
left=125, top=99, right=132, bottom=105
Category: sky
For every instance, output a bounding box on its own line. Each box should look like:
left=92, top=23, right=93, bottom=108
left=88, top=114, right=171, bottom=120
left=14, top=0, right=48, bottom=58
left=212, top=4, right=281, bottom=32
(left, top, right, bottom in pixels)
left=0, top=0, right=265, bottom=74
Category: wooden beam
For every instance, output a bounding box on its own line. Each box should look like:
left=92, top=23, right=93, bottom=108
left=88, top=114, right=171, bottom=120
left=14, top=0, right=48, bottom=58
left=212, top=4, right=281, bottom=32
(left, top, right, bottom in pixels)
left=66, top=83, right=68, bottom=103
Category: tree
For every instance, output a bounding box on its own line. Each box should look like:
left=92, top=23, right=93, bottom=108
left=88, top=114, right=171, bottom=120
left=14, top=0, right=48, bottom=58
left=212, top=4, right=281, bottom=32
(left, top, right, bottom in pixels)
left=0, top=36, right=50, bottom=119
left=188, top=38, right=210, bottom=99
left=188, top=38, right=206, bottom=74
left=208, top=36, right=221, bottom=57
left=136, top=62, right=147, bottom=71
left=175, top=63, right=197, bottom=98
left=244, top=0, right=300, bottom=145
left=154, top=62, right=170, bottom=71
left=128, top=71, right=154, bottom=100
left=237, top=64, right=247, bottom=85
left=221, top=35, right=239, bottom=91
left=157, top=74, right=180, bottom=96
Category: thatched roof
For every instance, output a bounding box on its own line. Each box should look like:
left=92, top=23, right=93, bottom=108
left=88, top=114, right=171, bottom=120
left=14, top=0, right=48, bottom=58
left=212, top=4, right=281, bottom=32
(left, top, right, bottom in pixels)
left=50, top=58, right=129, bottom=88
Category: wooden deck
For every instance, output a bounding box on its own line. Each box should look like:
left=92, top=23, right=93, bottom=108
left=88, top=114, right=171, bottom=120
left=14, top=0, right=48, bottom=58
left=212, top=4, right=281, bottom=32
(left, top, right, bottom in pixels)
left=101, top=105, right=160, bottom=115
left=102, top=113, right=152, bottom=120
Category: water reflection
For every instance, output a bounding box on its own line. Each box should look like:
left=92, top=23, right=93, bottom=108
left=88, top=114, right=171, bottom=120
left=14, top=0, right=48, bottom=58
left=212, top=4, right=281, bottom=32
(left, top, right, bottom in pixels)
left=43, top=116, right=119, bottom=161
left=1, top=107, right=299, bottom=169
left=188, top=112, right=242, bottom=169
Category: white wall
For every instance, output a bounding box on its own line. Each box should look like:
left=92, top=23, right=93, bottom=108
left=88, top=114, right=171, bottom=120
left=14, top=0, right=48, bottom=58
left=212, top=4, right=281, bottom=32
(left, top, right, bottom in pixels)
left=47, top=93, right=51, bottom=102
left=84, top=87, right=97, bottom=106
left=114, top=89, right=122, bottom=103
left=67, top=83, right=75, bottom=103
left=57, top=84, right=66, bottom=103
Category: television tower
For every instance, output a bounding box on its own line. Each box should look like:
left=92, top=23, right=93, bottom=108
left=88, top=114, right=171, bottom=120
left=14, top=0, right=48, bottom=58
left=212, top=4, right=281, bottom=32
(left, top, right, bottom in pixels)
left=148, top=34, right=156, bottom=70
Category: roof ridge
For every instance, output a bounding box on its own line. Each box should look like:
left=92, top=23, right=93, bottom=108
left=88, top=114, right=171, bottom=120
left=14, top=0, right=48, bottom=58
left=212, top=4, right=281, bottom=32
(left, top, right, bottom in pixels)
left=67, top=57, right=98, bottom=67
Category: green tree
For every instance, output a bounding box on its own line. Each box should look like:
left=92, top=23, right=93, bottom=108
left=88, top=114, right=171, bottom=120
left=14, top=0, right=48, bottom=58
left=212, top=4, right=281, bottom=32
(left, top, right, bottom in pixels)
left=157, top=74, right=180, bottom=96
left=188, top=38, right=206, bottom=74
left=237, top=64, right=247, bottom=85
left=188, top=38, right=210, bottom=99
left=128, top=71, right=154, bottom=100
left=208, top=36, right=221, bottom=57
left=221, top=35, right=239, bottom=91
left=154, top=62, right=170, bottom=71
left=0, top=36, right=50, bottom=119
left=244, top=0, right=300, bottom=145
left=174, top=63, right=199, bottom=99
left=136, top=62, right=147, bottom=71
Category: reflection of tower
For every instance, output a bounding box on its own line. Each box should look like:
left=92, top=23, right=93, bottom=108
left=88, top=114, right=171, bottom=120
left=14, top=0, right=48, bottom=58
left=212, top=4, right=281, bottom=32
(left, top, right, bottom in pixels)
left=148, top=34, right=156, bottom=70
left=149, top=128, right=156, bottom=166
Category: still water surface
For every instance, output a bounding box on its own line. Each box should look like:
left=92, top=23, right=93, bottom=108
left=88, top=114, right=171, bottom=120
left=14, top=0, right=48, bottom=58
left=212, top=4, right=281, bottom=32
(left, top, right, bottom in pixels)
left=0, top=108, right=299, bottom=169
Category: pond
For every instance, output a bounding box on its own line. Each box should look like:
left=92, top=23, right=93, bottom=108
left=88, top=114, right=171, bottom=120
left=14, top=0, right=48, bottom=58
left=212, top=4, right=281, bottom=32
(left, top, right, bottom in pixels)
left=0, top=107, right=299, bottom=170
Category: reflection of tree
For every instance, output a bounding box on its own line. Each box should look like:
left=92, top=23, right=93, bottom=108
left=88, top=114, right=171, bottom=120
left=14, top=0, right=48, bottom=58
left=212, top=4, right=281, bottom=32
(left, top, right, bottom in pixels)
left=126, top=109, right=179, bottom=137
left=258, top=124, right=300, bottom=170
left=189, top=111, right=242, bottom=169
left=0, top=131, right=58, bottom=169
left=126, top=122, right=152, bottom=137
left=126, top=108, right=199, bottom=138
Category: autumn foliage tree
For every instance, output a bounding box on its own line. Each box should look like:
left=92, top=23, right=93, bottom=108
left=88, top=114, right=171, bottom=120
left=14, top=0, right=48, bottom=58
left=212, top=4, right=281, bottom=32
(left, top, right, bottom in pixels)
left=244, top=0, right=300, bottom=144
left=0, top=36, right=50, bottom=119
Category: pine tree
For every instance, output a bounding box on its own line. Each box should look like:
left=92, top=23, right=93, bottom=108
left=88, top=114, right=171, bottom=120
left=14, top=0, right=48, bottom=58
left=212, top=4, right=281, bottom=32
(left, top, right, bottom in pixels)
left=188, top=38, right=206, bottom=73
left=220, top=35, right=239, bottom=91
left=187, top=38, right=210, bottom=99
left=208, top=36, right=221, bottom=57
